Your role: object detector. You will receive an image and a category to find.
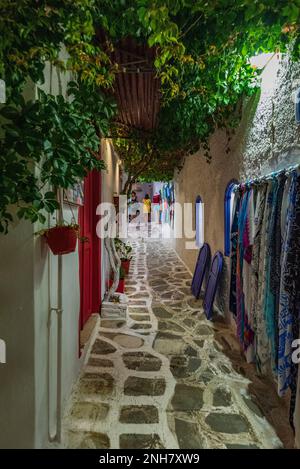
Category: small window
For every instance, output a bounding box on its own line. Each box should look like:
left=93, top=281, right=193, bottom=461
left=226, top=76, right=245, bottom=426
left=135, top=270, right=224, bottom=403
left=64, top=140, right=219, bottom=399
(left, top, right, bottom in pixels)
left=195, top=195, right=204, bottom=247
left=224, top=180, right=238, bottom=256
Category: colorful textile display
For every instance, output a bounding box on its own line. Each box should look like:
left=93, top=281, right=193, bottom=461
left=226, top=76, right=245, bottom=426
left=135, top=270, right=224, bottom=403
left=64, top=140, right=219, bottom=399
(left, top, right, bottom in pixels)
left=229, top=168, right=300, bottom=430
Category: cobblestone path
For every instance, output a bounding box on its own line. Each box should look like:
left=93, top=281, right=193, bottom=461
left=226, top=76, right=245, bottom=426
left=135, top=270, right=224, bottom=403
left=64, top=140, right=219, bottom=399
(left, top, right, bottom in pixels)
left=63, top=234, right=288, bottom=449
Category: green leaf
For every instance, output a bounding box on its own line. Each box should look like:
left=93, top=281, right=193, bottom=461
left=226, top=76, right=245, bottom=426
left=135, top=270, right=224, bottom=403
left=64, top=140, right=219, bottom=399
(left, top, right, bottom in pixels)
left=44, top=191, right=56, bottom=200
left=38, top=213, right=46, bottom=224
left=0, top=106, right=19, bottom=120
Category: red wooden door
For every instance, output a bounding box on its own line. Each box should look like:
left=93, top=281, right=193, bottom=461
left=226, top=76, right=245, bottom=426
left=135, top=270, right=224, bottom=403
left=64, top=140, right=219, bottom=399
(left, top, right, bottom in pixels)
left=79, top=170, right=101, bottom=330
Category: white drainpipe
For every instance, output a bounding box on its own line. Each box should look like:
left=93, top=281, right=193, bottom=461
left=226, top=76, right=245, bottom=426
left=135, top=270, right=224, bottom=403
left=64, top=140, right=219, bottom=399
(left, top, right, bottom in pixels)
left=47, top=190, right=64, bottom=443
left=55, top=253, right=63, bottom=443
left=47, top=256, right=63, bottom=443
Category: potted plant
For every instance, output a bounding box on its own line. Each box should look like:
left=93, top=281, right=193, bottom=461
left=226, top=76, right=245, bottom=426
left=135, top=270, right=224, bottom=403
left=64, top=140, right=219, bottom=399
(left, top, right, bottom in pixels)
left=37, top=222, right=84, bottom=255
left=113, top=192, right=120, bottom=214
left=114, top=238, right=133, bottom=274
left=109, top=266, right=125, bottom=293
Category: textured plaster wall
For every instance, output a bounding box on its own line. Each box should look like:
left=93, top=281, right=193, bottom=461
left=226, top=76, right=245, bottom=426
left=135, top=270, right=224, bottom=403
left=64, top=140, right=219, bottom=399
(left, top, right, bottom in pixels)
left=240, top=53, right=300, bottom=178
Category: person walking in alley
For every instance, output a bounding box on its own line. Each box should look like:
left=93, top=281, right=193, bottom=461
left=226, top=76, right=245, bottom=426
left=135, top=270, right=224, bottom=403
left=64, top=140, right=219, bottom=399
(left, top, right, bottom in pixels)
left=143, top=193, right=151, bottom=224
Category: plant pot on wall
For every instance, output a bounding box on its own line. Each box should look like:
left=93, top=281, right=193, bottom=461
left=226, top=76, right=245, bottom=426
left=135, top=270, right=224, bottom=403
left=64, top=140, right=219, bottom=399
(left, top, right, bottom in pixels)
left=114, top=238, right=133, bottom=275
left=121, top=259, right=131, bottom=275
left=109, top=278, right=125, bottom=293
left=43, top=225, right=78, bottom=255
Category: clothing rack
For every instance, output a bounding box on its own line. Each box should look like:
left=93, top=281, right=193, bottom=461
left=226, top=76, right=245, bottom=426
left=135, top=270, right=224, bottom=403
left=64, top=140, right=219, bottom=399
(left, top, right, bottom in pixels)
left=234, top=162, right=300, bottom=190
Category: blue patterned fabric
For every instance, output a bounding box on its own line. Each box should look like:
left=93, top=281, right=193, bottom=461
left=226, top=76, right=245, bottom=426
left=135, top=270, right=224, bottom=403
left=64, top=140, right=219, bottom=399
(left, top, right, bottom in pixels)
left=263, top=178, right=277, bottom=371
left=278, top=171, right=300, bottom=428
left=264, top=175, right=286, bottom=373
left=229, top=170, right=300, bottom=429
left=229, top=190, right=241, bottom=316
left=236, top=187, right=255, bottom=351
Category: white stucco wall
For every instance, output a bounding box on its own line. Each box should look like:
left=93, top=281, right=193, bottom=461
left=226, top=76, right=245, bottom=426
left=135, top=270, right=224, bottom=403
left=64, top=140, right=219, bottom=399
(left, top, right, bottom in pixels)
left=32, top=49, right=82, bottom=450
left=34, top=45, right=81, bottom=448
left=0, top=52, right=82, bottom=448
left=33, top=205, right=81, bottom=448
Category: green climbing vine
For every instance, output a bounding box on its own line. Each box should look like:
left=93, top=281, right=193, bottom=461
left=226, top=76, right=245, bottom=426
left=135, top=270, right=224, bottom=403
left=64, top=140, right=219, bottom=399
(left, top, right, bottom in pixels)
left=0, top=1, right=116, bottom=233
left=0, top=0, right=299, bottom=230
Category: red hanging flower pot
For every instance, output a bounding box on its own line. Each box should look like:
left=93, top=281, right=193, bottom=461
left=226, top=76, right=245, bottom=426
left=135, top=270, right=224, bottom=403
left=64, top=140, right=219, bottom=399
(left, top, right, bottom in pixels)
left=44, top=225, right=78, bottom=255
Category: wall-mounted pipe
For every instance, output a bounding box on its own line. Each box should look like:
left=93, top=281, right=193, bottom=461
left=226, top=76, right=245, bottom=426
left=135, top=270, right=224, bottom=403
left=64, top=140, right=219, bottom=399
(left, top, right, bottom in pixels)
left=47, top=303, right=63, bottom=442
left=47, top=191, right=64, bottom=444
left=47, top=305, right=56, bottom=442
left=0, top=338, right=6, bottom=363
left=55, top=254, right=63, bottom=443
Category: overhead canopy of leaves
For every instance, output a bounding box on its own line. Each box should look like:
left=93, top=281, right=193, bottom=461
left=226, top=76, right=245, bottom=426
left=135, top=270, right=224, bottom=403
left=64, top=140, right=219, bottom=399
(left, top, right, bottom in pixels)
left=114, top=135, right=184, bottom=194
left=0, top=0, right=299, bottom=228
left=106, top=0, right=299, bottom=177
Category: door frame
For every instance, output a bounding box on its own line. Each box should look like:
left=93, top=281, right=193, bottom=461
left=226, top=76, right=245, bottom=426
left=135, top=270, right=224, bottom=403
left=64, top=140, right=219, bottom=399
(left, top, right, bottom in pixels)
left=79, top=169, right=102, bottom=331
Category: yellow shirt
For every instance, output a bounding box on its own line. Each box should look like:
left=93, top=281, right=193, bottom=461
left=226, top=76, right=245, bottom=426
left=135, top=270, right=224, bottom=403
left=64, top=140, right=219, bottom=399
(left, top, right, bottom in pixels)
left=143, top=198, right=151, bottom=213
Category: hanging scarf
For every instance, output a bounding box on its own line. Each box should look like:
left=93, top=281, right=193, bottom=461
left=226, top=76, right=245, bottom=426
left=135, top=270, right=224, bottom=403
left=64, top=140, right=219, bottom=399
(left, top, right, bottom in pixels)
left=229, top=190, right=241, bottom=316
left=252, top=182, right=271, bottom=373
left=236, top=186, right=255, bottom=352
left=265, top=175, right=287, bottom=373
left=278, top=170, right=300, bottom=428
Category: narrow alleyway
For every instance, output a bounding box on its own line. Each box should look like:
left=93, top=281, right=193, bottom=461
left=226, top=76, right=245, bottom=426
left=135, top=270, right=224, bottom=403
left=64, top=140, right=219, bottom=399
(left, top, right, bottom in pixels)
left=63, top=228, right=291, bottom=449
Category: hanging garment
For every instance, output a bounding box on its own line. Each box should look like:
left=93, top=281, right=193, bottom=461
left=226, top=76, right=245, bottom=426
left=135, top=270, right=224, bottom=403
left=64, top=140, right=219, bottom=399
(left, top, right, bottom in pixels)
left=152, top=193, right=161, bottom=204
left=242, top=187, right=256, bottom=362
left=229, top=190, right=241, bottom=316
left=264, top=175, right=287, bottom=373
left=262, top=178, right=277, bottom=372
left=166, top=183, right=171, bottom=204
left=278, top=170, right=300, bottom=427
left=163, top=183, right=170, bottom=202
left=242, top=187, right=255, bottom=323
left=290, top=306, right=300, bottom=429
left=235, top=187, right=247, bottom=344
left=278, top=171, right=297, bottom=396
left=171, top=184, right=175, bottom=204
left=250, top=183, right=267, bottom=334
left=236, top=187, right=255, bottom=356
left=159, top=190, right=163, bottom=224
left=252, top=181, right=272, bottom=373
left=281, top=177, right=292, bottom=235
